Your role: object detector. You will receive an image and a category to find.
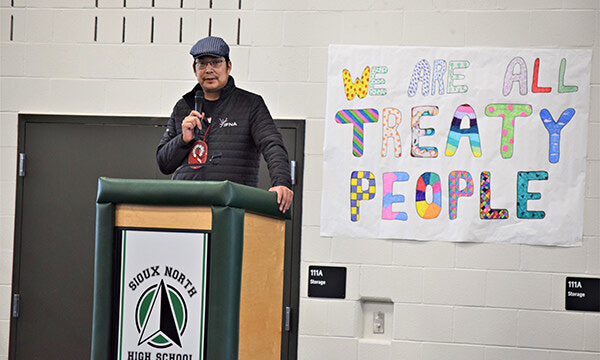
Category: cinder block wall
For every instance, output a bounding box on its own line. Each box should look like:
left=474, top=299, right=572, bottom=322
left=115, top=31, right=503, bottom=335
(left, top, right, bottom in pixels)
left=0, top=1, right=598, bottom=359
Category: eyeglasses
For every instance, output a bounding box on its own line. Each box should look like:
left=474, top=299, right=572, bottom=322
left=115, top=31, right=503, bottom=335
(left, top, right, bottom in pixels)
left=194, top=58, right=225, bottom=70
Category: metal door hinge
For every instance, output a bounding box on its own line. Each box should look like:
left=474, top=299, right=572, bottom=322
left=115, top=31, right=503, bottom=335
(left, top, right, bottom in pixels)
left=12, top=294, right=20, bottom=318
left=290, top=160, right=296, bottom=186
left=18, top=153, right=25, bottom=177
left=284, top=306, right=291, bottom=331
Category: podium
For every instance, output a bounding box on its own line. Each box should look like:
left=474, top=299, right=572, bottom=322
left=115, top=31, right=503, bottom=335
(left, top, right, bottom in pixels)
left=90, top=178, right=291, bottom=360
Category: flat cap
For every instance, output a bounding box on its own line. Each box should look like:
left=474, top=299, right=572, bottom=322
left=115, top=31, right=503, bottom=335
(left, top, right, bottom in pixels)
left=190, top=36, right=230, bottom=59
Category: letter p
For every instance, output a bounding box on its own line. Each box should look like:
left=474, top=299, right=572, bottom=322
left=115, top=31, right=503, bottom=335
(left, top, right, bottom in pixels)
left=351, top=171, right=376, bottom=222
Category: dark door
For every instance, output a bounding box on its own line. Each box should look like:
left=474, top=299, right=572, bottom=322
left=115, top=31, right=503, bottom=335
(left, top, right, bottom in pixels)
left=10, top=115, right=170, bottom=360
left=10, top=115, right=303, bottom=360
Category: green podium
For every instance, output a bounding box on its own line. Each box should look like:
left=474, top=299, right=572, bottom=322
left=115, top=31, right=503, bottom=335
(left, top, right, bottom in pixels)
left=91, top=178, right=291, bottom=360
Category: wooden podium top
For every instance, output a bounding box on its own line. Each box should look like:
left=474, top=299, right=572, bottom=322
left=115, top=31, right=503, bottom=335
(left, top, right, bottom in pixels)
left=97, top=177, right=291, bottom=220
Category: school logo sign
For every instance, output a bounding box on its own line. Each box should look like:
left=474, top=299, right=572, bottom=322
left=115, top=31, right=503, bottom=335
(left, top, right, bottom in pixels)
left=118, top=230, right=209, bottom=360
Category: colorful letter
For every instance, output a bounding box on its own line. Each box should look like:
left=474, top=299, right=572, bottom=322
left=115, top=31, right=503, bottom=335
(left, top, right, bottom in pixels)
left=503, top=57, right=528, bottom=96
left=411, top=106, right=439, bottom=158
left=431, top=59, right=446, bottom=95
left=445, top=104, right=482, bottom=157
left=416, top=172, right=442, bottom=219
left=382, top=172, right=409, bottom=220
left=485, top=104, right=533, bottom=159
left=447, top=60, right=469, bottom=94
left=558, top=58, right=578, bottom=93
left=342, top=67, right=370, bottom=100
left=517, top=171, right=548, bottom=219
left=540, top=108, right=575, bottom=164
left=369, top=66, right=388, bottom=96
left=381, top=108, right=402, bottom=158
left=532, top=58, right=552, bottom=93
left=408, top=59, right=431, bottom=97
left=335, top=109, right=379, bottom=157
left=480, top=171, right=509, bottom=220
left=351, top=171, right=376, bottom=222
left=448, top=171, right=474, bottom=220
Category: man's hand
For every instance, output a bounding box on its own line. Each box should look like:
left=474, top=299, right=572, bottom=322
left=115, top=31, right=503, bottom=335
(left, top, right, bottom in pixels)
left=269, top=186, right=294, bottom=213
left=182, top=110, right=203, bottom=143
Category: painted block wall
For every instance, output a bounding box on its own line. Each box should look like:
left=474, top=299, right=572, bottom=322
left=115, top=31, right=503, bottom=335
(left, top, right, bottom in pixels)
left=0, top=1, right=598, bottom=359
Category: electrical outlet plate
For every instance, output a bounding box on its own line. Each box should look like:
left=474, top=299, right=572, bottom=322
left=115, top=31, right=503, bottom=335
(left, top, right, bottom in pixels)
left=361, top=300, right=393, bottom=340
left=373, top=311, right=384, bottom=334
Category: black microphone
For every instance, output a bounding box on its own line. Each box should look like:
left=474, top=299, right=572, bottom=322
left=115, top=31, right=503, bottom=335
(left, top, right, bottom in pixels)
left=194, top=90, right=204, bottom=137
left=195, top=90, right=204, bottom=113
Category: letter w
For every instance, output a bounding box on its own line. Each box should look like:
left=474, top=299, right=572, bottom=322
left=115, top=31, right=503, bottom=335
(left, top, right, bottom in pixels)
left=342, top=67, right=370, bottom=100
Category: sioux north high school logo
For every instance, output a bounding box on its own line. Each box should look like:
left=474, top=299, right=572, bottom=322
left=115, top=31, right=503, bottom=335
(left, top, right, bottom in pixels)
left=124, top=265, right=200, bottom=359
left=136, top=279, right=188, bottom=348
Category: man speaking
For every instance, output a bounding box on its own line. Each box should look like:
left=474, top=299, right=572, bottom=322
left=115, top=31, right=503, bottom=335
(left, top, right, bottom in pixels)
left=156, top=36, right=294, bottom=213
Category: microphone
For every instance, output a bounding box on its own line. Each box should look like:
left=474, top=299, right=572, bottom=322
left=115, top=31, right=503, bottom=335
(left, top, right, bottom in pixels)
left=194, top=90, right=204, bottom=137
left=195, top=90, right=204, bottom=113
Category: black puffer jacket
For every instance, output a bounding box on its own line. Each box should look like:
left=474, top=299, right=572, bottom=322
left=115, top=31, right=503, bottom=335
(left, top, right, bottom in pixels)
left=156, top=76, right=292, bottom=188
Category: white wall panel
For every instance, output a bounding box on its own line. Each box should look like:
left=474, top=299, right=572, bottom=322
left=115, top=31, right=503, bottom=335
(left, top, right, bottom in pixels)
left=518, top=310, right=584, bottom=350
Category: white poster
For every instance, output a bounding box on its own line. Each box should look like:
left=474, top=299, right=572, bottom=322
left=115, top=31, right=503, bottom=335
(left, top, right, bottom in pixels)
left=117, top=230, right=209, bottom=359
left=321, top=45, right=592, bottom=246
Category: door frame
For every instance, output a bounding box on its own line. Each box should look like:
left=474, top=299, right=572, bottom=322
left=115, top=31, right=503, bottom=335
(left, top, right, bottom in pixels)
left=274, top=119, right=304, bottom=360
